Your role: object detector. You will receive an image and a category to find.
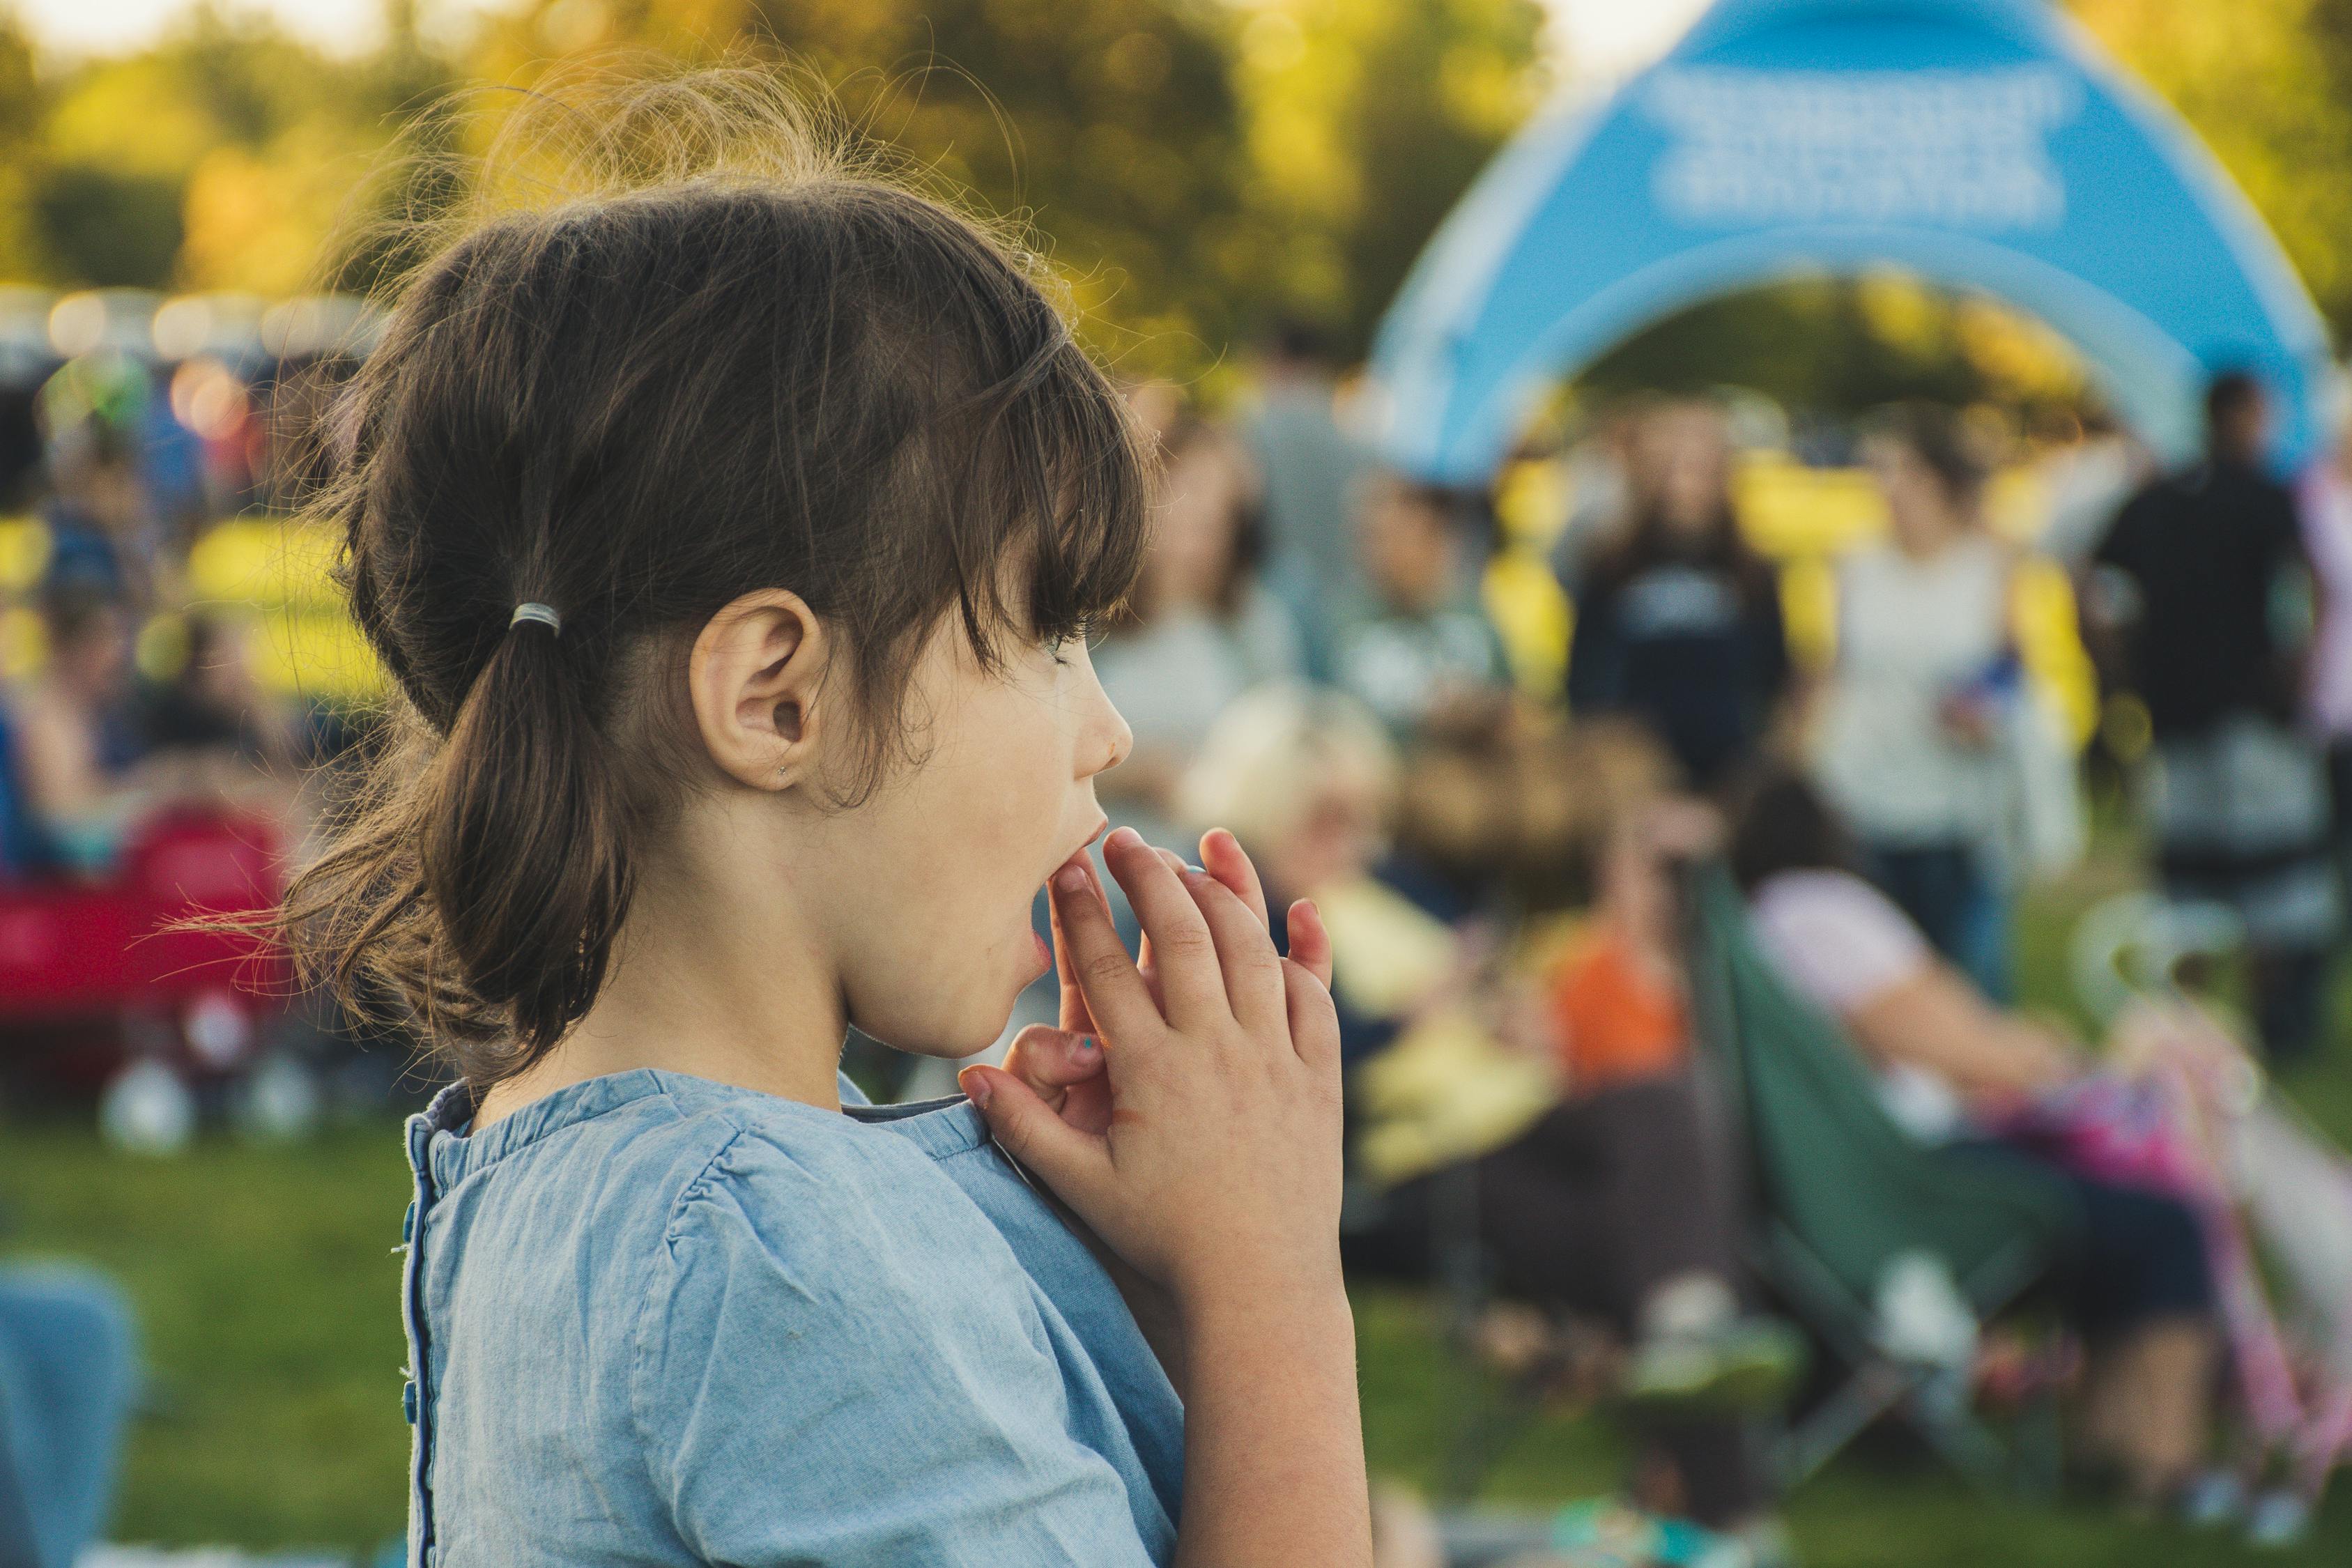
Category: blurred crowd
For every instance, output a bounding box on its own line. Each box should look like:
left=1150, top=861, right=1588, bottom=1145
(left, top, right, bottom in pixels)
left=0, top=288, right=377, bottom=1146
left=0, top=289, right=368, bottom=883
left=3, top=290, right=2352, bottom=1562
left=990, top=330, right=2349, bottom=1560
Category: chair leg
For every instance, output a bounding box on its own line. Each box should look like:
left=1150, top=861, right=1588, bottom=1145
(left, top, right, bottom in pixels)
left=1441, top=1377, right=1543, bottom=1505
left=2010, top=1380, right=2065, bottom=1500
left=1903, top=1373, right=2016, bottom=1493
left=1434, top=1162, right=1505, bottom=1503
left=1779, top=1358, right=1911, bottom=1486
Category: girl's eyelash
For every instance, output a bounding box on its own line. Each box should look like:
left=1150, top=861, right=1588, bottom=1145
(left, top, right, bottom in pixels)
left=1047, top=618, right=1098, bottom=663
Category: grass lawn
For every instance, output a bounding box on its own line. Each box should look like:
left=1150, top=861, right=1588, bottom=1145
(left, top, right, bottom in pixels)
left=1, top=836, right=2349, bottom=1562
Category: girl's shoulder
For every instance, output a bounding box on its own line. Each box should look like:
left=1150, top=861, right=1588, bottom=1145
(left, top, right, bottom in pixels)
left=429, top=1070, right=1054, bottom=1406
left=424, top=1069, right=1002, bottom=1280
left=635, top=1073, right=1006, bottom=1252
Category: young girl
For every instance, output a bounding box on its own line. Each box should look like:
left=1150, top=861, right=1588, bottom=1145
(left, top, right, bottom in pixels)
left=286, top=68, right=1368, bottom=1567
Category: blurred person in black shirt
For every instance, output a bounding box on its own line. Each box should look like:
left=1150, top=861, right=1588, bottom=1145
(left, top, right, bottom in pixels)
left=6, top=589, right=146, bottom=875
left=2090, top=371, right=2339, bottom=1061
left=1567, top=397, right=1790, bottom=788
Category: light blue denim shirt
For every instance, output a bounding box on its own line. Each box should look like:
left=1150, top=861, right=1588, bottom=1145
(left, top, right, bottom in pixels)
left=398, top=1068, right=1183, bottom=1566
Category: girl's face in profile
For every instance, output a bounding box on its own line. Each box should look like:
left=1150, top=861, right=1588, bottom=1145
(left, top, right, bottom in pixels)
left=808, top=613, right=1130, bottom=1059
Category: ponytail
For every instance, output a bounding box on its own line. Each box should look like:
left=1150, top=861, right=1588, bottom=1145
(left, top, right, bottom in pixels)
left=416, top=616, right=635, bottom=1064
left=273, top=610, right=638, bottom=1083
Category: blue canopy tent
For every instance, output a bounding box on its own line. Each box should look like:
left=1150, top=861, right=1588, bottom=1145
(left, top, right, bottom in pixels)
left=1367, top=0, right=2335, bottom=484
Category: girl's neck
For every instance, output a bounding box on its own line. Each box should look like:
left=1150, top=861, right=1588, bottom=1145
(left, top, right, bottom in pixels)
left=474, top=876, right=850, bottom=1128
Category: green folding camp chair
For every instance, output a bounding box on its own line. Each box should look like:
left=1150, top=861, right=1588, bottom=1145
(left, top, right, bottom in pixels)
left=1681, top=862, right=2080, bottom=1492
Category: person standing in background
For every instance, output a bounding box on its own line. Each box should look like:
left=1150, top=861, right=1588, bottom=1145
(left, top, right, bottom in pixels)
left=1567, top=397, right=1790, bottom=789
left=2091, top=372, right=2339, bottom=1063
left=2033, top=407, right=2154, bottom=569
left=2298, top=393, right=2352, bottom=921
left=1092, top=418, right=1303, bottom=851
left=1810, top=403, right=2061, bottom=1004
left=1546, top=396, right=1652, bottom=600
left=1242, top=321, right=1368, bottom=676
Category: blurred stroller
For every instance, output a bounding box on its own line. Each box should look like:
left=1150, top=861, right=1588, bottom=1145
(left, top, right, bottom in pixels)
left=0, top=801, right=291, bottom=1145
left=2062, top=890, right=2352, bottom=1544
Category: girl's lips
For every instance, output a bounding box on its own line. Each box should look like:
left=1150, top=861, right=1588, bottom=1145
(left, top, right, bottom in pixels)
left=1068, top=817, right=1111, bottom=869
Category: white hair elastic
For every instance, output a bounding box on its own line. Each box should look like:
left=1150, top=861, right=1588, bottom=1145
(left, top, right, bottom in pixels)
left=509, top=602, right=562, bottom=635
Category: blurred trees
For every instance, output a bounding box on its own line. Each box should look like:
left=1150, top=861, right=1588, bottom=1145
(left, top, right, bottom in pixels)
left=1229, top=0, right=1546, bottom=355
left=469, top=0, right=1254, bottom=374
left=456, top=0, right=1549, bottom=376
left=2073, top=0, right=2352, bottom=342
left=1, top=5, right=451, bottom=296
left=0, top=0, right=1546, bottom=383
left=4, top=0, right=2349, bottom=392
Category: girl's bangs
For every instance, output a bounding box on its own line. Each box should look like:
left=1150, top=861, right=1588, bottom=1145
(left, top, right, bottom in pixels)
left=958, top=339, right=1153, bottom=656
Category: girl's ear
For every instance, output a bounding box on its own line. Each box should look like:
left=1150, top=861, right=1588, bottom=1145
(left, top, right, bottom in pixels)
left=689, top=590, right=829, bottom=791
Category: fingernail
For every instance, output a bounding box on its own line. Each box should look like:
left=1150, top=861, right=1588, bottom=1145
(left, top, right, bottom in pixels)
left=1054, top=864, right=1086, bottom=892
left=1107, top=826, right=1142, bottom=852
left=964, top=1072, right=992, bottom=1109
left=1074, top=1035, right=1097, bottom=1056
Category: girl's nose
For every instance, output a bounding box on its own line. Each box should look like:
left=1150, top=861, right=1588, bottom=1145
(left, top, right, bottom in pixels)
left=1089, top=694, right=1134, bottom=781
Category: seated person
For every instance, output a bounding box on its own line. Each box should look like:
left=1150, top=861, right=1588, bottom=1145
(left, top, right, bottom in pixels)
left=1729, top=769, right=2220, bottom=1507
left=1181, top=694, right=1793, bottom=1546
left=8, top=589, right=147, bottom=875
left=0, top=707, right=47, bottom=879
left=35, top=420, right=146, bottom=607
left=134, top=611, right=302, bottom=827
left=1330, top=473, right=1513, bottom=746
left=139, top=612, right=287, bottom=765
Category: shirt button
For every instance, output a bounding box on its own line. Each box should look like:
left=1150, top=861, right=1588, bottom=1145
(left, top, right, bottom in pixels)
left=402, top=1380, right=418, bottom=1426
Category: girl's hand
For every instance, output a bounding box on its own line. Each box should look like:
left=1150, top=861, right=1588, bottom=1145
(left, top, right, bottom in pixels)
left=961, top=826, right=1344, bottom=1309
left=999, top=828, right=1330, bottom=1122
left=994, top=829, right=1330, bottom=1393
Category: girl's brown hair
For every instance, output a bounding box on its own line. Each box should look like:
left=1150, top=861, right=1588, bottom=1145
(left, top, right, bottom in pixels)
left=286, top=62, right=1150, bottom=1086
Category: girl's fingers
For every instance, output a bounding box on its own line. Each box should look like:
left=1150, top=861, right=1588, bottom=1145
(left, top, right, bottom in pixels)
left=961, top=1066, right=1112, bottom=1197
left=1199, top=827, right=1270, bottom=933
left=1077, top=851, right=1169, bottom=1015
left=1000, top=1025, right=1105, bottom=1112
left=1281, top=956, right=1343, bottom=1073
left=1049, top=855, right=1164, bottom=1047
left=1102, top=828, right=1225, bottom=1029
left=1285, top=897, right=1335, bottom=993
left=1046, top=859, right=1098, bottom=1038
left=1176, top=863, right=1289, bottom=1037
